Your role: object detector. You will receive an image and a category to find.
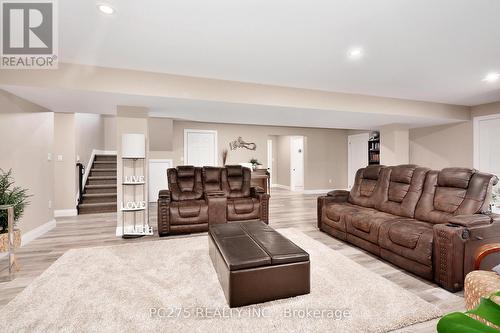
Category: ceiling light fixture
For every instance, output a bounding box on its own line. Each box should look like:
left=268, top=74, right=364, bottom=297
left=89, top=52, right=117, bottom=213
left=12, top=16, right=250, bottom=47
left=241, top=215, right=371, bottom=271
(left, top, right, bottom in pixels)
left=97, top=3, right=115, bottom=15
left=483, top=72, right=500, bottom=83
left=348, top=47, right=364, bottom=60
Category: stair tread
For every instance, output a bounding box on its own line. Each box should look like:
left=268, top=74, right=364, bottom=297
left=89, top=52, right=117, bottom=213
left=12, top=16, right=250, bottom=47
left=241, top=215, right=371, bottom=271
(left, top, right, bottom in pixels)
left=85, top=184, right=117, bottom=188
left=78, top=202, right=117, bottom=208
left=83, top=192, right=117, bottom=197
left=90, top=168, right=117, bottom=171
left=93, top=161, right=117, bottom=164
left=87, top=176, right=116, bottom=179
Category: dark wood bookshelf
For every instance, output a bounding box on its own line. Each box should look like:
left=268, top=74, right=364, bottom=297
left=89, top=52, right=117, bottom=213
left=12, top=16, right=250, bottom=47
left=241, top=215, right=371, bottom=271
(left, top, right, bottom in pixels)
left=368, top=132, right=380, bottom=165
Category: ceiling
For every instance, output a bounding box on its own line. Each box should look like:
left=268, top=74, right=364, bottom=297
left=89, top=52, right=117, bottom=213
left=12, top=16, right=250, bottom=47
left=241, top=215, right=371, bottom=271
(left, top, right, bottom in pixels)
left=0, top=85, right=464, bottom=130
left=55, top=0, right=500, bottom=106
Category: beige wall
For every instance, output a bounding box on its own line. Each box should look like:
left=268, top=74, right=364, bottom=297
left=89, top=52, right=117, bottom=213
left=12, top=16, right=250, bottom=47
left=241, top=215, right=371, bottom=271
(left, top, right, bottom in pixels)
left=0, top=90, right=54, bottom=234
left=53, top=113, right=76, bottom=211
left=380, top=124, right=409, bottom=165
left=75, top=113, right=104, bottom=169
left=103, top=115, right=117, bottom=151
left=149, top=120, right=348, bottom=190
left=407, top=102, right=500, bottom=170
left=409, top=122, right=473, bottom=169
left=472, top=101, right=500, bottom=118
left=0, top=63, right=470, bottom=122
left=149, top=117, right=173, bottom=151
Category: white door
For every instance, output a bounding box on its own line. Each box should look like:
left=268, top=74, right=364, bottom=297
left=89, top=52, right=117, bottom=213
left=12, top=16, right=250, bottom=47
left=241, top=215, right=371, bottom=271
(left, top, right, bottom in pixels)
left=184, top=129, right=218, bottom=166
left=348, top=133, right=369, bottom=190
left=475, top=115, right=500, bottom=176
left=267, top=139, right=273, bottom=185
left=290, top=136, right=304, bottom=191
left=149, top=159, right=172, bottom=202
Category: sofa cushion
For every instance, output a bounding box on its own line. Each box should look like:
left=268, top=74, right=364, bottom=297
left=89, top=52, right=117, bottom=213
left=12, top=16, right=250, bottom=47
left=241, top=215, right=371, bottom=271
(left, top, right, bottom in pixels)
left=168, top=166, right=204, bottom=201
left=375, top=165, right=429, bottom=218
left=348, top=165, right=384, bottom=208
left=323, top=202, right=360, bottom=231
left=227, top=198, right=260, bottom=221
left=169, top=200, right=208, bottom=225
left=378, top=219, right=433, bottom=266
left=345, top=208, right=399, bottom=244
left=202, top=167, right=223, bottom=192
left=415, top=169, right=498, bottom=224
left=222, top=166, right=252, bottom=199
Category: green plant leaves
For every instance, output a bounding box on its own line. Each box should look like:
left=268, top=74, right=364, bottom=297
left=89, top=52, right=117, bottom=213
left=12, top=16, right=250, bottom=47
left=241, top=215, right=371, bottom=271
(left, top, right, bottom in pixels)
left=437, top=291, right=500, bottom=333
left=0, top=168, right=31, bottom=233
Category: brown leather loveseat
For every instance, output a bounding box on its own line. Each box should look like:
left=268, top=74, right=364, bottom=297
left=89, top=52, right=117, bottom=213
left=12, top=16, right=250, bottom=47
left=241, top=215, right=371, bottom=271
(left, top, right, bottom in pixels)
left=317, top=164, right=499, bottom=291
left=158, top=165, right=270, bottom=236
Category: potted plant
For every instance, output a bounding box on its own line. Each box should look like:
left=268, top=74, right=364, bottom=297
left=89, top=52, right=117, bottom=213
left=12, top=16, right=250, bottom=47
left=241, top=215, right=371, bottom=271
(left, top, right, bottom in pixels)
left=249, top=158, right=263, bottom=170
left=0, top=169, right=30, bottom=252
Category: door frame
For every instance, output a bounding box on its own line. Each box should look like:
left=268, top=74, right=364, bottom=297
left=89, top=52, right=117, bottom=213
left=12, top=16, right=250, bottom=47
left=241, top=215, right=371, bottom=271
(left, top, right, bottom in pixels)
left=473, top=113, right=500, bottom=170
left=290, top=136, right=304, bottom=191
left=183, top=129, right=218, bottom=166
left=148, top=159, right=173, bottom=202
left=267, top=139, right=273, bottom=185
left=348, top=133, right=369, bottom=190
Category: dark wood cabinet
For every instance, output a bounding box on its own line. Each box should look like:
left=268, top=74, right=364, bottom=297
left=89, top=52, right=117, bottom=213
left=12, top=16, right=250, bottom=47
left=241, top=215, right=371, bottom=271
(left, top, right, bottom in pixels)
left=251, top=169, right=270, bottom=194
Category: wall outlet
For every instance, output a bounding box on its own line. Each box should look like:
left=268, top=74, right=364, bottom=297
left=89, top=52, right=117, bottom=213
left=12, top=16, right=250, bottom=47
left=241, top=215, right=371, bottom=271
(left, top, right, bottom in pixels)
left=48, top=200, right=52, bottom=209
left=57, top=155, right=63, bottom=161
left=328, top=179, right=333, bottom=184
left=47, top=153, right=52, bottom=161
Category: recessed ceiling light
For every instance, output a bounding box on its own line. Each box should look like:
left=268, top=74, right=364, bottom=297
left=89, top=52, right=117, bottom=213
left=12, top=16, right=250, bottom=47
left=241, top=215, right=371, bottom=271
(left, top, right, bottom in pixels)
left=483, top=72, right=500, bottom=83
left=348, top=47, right=364, bottom=60
left=97, top=4, right=115, bottom=15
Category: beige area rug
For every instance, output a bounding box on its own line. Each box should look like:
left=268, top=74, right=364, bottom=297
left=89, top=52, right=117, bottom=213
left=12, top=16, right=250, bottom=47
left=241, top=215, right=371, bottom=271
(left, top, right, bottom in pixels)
left=0, top=229, right=442, bottom=333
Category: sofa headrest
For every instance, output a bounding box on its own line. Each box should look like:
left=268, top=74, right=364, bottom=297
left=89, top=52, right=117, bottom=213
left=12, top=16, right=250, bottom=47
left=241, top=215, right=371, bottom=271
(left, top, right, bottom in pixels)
left=363, top=165, right=384, bottom=180
left=390, top=164, right=419, bottom=184
left=226, top=165, right=244, bottom=177
left=203, top=167, right=221, bottom=183
left=177, top=166, right=196, bottom=178
left=437, top=168, right=474, bottom=189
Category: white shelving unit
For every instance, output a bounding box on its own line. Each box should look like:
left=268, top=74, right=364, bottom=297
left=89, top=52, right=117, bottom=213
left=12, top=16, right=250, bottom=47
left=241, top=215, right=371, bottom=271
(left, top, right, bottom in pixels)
left=121, top=134, right=153, bottom=238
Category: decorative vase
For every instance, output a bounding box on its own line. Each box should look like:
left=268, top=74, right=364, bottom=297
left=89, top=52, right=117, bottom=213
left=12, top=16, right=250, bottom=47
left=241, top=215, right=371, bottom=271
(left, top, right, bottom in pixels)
left=0, top=229, right=21, bottom=252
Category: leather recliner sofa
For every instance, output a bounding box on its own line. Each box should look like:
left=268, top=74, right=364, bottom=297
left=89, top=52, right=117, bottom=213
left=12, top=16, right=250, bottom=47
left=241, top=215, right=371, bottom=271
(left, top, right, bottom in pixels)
left=317, top=164, right=499, bottom=291
left=158, top=165, right=270, bottom=236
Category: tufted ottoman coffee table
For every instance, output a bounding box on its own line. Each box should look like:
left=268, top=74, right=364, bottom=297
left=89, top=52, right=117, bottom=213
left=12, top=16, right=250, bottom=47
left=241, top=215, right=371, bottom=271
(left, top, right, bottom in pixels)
left=208, top=221, right=310, bottom=307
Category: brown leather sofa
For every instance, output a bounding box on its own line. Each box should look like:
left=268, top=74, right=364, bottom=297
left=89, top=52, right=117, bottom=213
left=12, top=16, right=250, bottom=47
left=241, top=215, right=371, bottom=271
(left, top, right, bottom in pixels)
left=318, top=164, right=499, bottom=291
left=158, top=165, right=270, bottom=236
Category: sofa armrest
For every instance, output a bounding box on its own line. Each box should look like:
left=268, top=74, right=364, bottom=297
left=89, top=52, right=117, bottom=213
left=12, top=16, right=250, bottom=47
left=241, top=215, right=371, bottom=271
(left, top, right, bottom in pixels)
left=251, top=186, right=265, bottom=195
left=158, top=189, right=171, bottom=201
left=326, top=190, right=350, bottom=202
left=251, top=186, right=270, bottom=224
left=206, top=191, right=227, bottom=225
left=157, top=190, right=171, bottom=236
left=317, top=190, right=350, bottom=229
left=448, top=214, right=493, bottom=228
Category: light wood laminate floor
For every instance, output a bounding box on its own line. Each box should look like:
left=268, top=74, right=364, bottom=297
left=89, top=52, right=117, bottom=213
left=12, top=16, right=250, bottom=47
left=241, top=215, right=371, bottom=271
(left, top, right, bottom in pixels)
left=0, top=188, right=462, bottom=332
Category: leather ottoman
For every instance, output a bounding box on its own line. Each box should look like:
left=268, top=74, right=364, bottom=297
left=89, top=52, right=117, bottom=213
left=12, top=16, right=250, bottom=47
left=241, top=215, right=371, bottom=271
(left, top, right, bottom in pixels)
left=208, top=221, right=310, bottom=307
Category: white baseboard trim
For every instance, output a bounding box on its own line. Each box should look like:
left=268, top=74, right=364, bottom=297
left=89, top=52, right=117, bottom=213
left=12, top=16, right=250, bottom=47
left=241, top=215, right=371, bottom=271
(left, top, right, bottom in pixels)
left=0, top=219, right=56, bottom=259
left=54, top=209, right=78, bottom=217
left=115, top=226, right=123, bottom=237
left=22, top=219, right=56, bottom=246
left=302, top=189, right=332, bottom=194
left=271, top=184, right=291, bottom=190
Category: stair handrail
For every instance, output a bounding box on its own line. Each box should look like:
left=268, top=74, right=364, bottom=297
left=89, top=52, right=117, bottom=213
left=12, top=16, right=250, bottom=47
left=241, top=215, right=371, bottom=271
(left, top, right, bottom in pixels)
left=76, top=162, right=85, bottom=213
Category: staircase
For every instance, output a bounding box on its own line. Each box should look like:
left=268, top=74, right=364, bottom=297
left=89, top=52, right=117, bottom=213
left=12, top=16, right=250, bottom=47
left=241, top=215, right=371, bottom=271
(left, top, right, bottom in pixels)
left=78, top=155, right=117, bottom=214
